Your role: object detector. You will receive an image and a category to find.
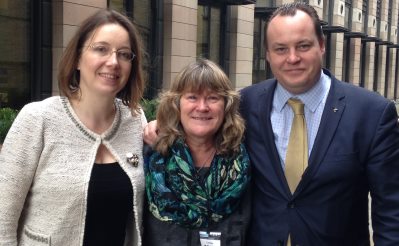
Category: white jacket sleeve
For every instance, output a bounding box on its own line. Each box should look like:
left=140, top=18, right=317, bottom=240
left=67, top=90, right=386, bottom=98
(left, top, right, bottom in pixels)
left=0, top=103, right=44, bottom=244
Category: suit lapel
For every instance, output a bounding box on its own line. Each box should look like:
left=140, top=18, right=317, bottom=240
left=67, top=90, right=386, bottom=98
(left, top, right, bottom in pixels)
left=257, top=81, right=291, bottom=194
left=295, top=73, right=346, bottom=194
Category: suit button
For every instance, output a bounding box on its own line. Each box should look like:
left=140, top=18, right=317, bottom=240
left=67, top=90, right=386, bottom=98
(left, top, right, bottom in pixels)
left=287, top=202, right=295, bottom=208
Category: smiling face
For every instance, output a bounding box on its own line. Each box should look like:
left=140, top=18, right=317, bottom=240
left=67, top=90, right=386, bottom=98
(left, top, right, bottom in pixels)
left=77, top=23, right=132, bottom=98
left=266, top=10, right=325, bottom=94
left=179, top=89, right=225, bottom=144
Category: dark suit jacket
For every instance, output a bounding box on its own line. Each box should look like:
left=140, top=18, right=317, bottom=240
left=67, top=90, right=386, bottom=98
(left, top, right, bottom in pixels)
left=240, top=69, right=399, bottom=246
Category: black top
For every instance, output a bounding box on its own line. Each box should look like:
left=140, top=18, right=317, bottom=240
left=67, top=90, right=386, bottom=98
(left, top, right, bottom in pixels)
left=83, top=162, right=133, bottom=246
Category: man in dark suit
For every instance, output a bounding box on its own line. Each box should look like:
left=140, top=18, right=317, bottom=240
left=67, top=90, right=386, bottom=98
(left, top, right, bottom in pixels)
left=241, top=2, right=399, bottom=245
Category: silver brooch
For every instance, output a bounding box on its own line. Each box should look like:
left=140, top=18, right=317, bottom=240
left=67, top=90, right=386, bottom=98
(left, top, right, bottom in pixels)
left=126, top=153, right=139, bottom=167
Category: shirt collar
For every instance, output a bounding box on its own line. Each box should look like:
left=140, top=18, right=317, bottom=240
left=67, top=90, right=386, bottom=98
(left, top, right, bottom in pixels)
left=273, top=71, right=330, bottom=113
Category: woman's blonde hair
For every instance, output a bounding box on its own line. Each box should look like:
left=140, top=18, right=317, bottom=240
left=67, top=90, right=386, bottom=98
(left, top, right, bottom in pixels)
left=154, top=59, right=245, bottom=156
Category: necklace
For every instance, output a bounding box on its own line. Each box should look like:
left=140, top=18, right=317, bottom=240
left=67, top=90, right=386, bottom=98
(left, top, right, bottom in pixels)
left=196, top=148, right=216, bottom=172
left=62, top=97, right=121, bottom=141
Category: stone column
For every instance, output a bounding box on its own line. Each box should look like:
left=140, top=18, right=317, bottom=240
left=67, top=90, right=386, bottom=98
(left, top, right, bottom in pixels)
left=52, top=0, right=105, bottom=95
left=364, top=42, right=376, bottom=91
left=387, top=48, right=397, bottom=99
left=162, top=0, right=197, bottom=90
left=376, top=45, right=387, bottom=95
left=347, top=1, right=364, bottom=86
left=348, top=38, right=361, bottom=85
left=228, top=4, right=255, bottom=90
left=329, top=33, right=345, bottom=80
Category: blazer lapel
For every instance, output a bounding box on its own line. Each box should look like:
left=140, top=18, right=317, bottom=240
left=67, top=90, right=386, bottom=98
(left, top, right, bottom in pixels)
left=257, top=80, right=291, bottom=194
left=295, top=73, right=346, bottom=194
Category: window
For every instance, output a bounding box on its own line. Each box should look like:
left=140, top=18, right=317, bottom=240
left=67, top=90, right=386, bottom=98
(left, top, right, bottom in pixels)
left=323, top=0, right=332, bottom=24
left=360, top=0, right=368, bottom=88
left=252, top=16, right=272, bottom=83
left=108, top=0, right=162, bottom=98
left=342, top=37, right=350, bottom=81
left=0, top=0, right=31, bottom=109
left=344, top=0, right=352, bottom=30
left=376, top=0, right=381, bottom=38
left=383, top=0, right=393, bottom=97
left=108, top=0, right=123, bottom=11
left=361, top=0, right=368, bottom=34
left=197, top=4, right=221, bottom=64
left=387, top=0, right=392, bottom=37
left=255, top=0, right=275, bottom=8
left=342, top=0, right=352, bottom=81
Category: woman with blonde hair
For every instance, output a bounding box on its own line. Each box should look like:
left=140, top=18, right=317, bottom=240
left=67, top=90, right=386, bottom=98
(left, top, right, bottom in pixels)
left=144, top=59, right=251, bottom=246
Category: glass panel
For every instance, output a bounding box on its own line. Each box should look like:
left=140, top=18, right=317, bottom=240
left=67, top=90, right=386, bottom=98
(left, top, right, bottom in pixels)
left=197, top=5, right=210, bottom=59
left=133, top=0, right=151, bottom=52
left=209, top=6, right=220, bottom=63
left=376, top=0, right=381, bottom=37
left=108, top=0, right=124, bottom=12
left=132, top=0, right=152, bottom=86
left=107, top=0, right=152, bottom=52
left=323, top=0, right=330, bottom=23
left=0, top=0, right=31, bottom=109
left=362, top=0, right=367, bottom=34
left=197, top=4, right=221, bottom=64
left=344, top=4, right=351, bottom=29
left=252, top=17, right=269, bottom=83
left=108, top=0, right=154, bottom=94
left=323, top=32, right=331, bottom=69
left=342, top=38, right=348, bottom=80
left=387, top=0, right=392, bottom=36
left=255, top=0, right=274, bottom=7
left=361, top=12, right=365, bottom=33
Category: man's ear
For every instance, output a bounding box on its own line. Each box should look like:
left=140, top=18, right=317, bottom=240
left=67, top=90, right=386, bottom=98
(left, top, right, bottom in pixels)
left=319, top=36, right=326, bottom=55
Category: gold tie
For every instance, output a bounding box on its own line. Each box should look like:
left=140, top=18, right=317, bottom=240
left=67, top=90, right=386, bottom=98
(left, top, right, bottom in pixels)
left=286, top=99, right=308, bottom=246
left=285, top=98, right=308, bottom=194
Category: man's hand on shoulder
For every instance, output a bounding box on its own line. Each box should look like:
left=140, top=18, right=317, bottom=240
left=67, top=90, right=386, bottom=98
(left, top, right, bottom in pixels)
left=143, top=120, right=158, bottom=146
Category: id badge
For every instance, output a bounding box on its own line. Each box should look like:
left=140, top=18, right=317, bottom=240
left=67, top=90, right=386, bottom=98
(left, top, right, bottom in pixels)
left=199, top=231, right=221, bottom=246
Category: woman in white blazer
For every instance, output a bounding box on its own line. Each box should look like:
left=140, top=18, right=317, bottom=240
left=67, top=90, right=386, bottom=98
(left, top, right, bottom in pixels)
left=0, top=9, right=146, bottom=246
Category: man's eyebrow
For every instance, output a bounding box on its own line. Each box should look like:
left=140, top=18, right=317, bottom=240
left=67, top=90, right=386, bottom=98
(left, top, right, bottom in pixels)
left=270, top=42, right=287, bottom=47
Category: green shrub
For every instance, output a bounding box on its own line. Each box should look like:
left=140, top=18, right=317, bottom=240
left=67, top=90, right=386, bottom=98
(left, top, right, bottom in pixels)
left=141, top=98, right=159, bottom=122
left=0, top=108, right=18, bottom=143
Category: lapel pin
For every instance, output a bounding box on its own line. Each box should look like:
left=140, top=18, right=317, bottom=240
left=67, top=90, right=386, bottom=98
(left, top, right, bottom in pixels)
left=126, top=153, right=139, bottom=167
left=333, top=107, right=338, bottom=112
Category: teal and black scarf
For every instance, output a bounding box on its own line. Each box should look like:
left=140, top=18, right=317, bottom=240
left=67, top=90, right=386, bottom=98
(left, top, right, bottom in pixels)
left=145, top=139, right=251, bottom=229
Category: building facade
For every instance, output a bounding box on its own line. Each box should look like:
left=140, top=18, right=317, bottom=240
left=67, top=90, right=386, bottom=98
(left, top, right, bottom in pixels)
left=0, top=0, right=398, bottom=109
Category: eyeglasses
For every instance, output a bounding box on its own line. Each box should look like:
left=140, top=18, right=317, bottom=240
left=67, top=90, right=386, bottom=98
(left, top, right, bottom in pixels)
left=87, top=44, right=136, bottom=62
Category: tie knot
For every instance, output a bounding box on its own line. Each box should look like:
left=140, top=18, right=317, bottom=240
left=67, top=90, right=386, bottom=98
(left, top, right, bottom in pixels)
left=287, top=98, right=304, bottom=115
